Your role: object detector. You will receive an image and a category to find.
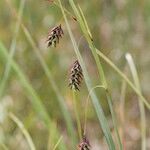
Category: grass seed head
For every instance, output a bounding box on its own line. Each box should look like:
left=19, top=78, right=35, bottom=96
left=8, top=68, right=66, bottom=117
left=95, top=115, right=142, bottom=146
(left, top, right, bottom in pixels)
left=46, top=24, right=64, bottom=47
left=69, top=60, right=83, bottom=91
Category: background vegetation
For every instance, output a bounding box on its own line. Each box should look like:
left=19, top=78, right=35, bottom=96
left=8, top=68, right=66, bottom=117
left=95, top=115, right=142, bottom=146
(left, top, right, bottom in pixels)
left=0, top=0, right=150, bottom=149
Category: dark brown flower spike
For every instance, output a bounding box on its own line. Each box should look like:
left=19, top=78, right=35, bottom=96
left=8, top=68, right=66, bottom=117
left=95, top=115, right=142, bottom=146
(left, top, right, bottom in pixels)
left=69, top=60, right=83, bottom=91
left=78, top=135, right=91, bottom=150
left=46, top=24, right=64, bottom=47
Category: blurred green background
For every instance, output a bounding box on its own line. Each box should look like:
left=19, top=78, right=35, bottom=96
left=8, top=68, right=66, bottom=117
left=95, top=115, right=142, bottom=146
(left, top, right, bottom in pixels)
left=0, top=0, right=150, bottom=149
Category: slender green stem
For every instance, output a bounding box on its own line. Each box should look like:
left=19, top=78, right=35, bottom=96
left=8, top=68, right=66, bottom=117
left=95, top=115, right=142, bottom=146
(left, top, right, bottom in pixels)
left=66, top=4, right=148, bottom=148
left=84, top=84, right=122, bottom=150
left=83, top=85, right=105, bottom=135
left=106, top=92, right=123, bottom=150
left=119, top=79, right=127, bottom=149
left=58, top=0, right=116, bottom=149
left=96, top=49, right=150, bottom=110
left=126, top=53, right=146, bottom=150
left=52, top=136, right=63, bottom=150
left=9, top=113, right=36, bottom=150
left=73, top=5, right=122, bottom=149
left=54, top=1, right=77, bottom=21
left=83, top=85, right=123, bottom=149
left=72, top=90, right=82, bottom=140
left=73, top=5, right=107, bottom=88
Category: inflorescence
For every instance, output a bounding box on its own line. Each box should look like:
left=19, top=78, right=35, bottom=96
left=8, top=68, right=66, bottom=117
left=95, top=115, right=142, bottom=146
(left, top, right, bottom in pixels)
left=69, top=60, right=83, bottom=91
left=46, top=24, right=64, bottom=47
left=78, top=135, right=91, bottom=150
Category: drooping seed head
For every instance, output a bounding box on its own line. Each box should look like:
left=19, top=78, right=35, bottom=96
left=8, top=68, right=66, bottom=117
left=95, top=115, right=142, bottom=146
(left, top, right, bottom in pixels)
left=46, top=24, right=64, bottom=47
left=69, top=60, right=83, bottom=91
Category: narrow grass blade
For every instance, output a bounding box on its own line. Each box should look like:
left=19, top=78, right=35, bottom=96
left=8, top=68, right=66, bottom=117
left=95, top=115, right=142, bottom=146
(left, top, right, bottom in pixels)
left=75, top=7, right=122, bottom=148
left=120, top=79, right=127, bottom=148
left=54, top=1, right=77, bottom=21
left=22, top=26, right=76, bottom=143
left=83, top=85, right=105, bottom=135
left=0, top=42, right=49, bottom=126
left=70, top=1, right=107, bottom=88
left=65, top=2, right=123, bottom=149
left=9, top=113, right=36, bottom=150
left=96, top=49, right=150, bottom=110
left=126, top=53, right=146, bottom=150
left=4, top=0, right=76, bottom=143
left=0, top=42, right=66, bottom=150
left=68, top=4, right=122, bottom=148
left=52, top=136, right=63, bottom=150
left=105, top=93, right=123, bottom=150
left=58, top=0, right=116, bottom=149
left=66, top=3, right=148, bottom=147
left=0, top=0, right=25, bottom=98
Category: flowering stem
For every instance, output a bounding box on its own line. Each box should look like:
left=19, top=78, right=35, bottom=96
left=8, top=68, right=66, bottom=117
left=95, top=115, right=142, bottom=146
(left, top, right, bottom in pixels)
left=72, top=90, right=82, bottom=140
left=83, top=85, right=105, bottom=135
